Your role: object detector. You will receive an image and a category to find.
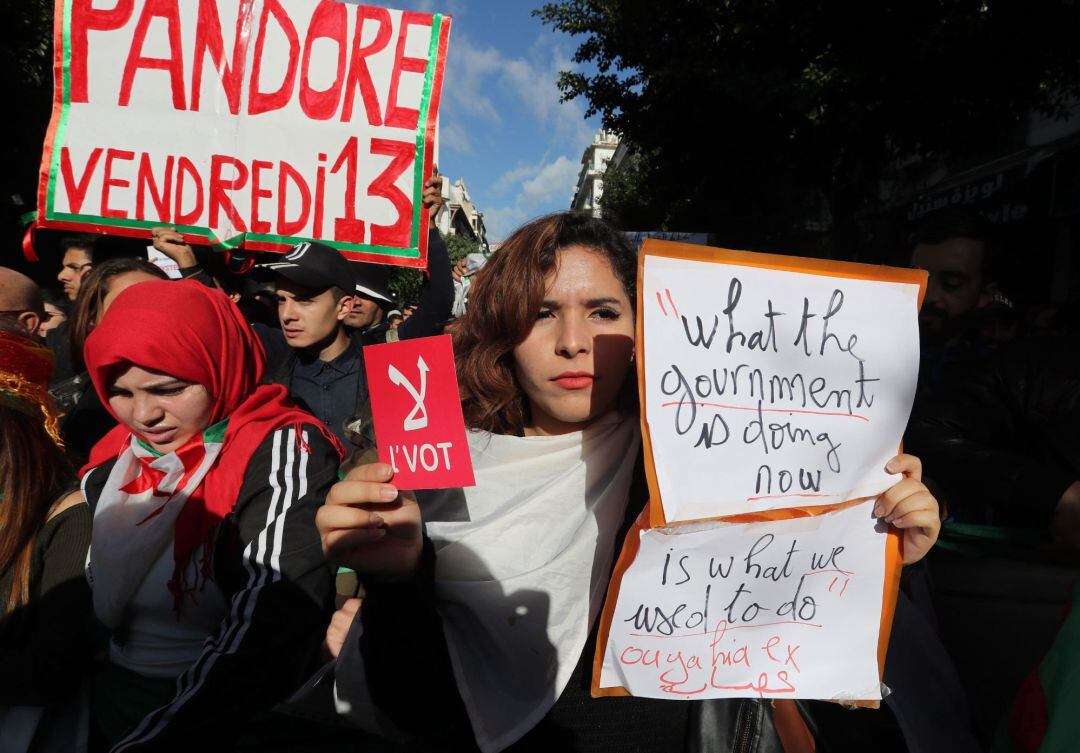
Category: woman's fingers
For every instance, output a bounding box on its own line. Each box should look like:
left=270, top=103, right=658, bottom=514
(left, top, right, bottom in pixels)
left=874, top=457, right=942, bottom=565
left=324, top=528, right=387, bottom=562
left=874, top=477, right=924, bottom=517
left=878, top=490, right=936, bottom=524
left=325, top=479, right=399, bottom=507
left=873, top=457, right=941, bottom=565
left=885, top=453, right=922, bottom=482
left=318, top=462, right=423, bottom=578
left=323, top=598, right=362, bottom=660
left=317, top=504, right=384, bottom=532
left=343, top=462, right=395, bottom=484
left=892, top=508, right=940, bottom=532
left=894, top=509, right=941, bottom=565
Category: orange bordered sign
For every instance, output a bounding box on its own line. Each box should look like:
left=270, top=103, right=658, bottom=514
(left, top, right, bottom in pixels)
left=592, top=239, right=928, bottom=703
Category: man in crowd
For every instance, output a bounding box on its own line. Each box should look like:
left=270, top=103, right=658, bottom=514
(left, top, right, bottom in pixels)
left=47, top=234, right=98, bottom=382
left=910, top=208, right=1003, bottom=351
left=55, top=234, right=97, bottom=302
left=257, top=174, right=451, bottom=452
left=905, top=209, right=1080, bottom=549
left=0, top=266, right=45, bottom=338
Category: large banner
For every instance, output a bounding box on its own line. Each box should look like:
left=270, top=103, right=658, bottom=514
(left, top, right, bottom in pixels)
left=36, top=0, right=451, bottom=267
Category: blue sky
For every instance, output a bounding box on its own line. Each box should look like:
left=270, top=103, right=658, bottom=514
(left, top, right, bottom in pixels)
left=404, top=0, right=602, bottom=241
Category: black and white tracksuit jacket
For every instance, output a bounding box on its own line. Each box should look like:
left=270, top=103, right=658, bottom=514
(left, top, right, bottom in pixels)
left=82, top=423, right=339, bottom=750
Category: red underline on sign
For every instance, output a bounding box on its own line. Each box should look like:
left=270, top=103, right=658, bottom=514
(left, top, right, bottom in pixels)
left=746, top=493, right=832, bottom=502
left=659, top=401, right=870, bottom=422
left=803, top=568, right=854, bottom=577
left=630, top=620, right=823, bottom=640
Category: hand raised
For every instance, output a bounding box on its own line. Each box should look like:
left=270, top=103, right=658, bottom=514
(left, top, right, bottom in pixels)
left=150, top=226, right=196, bottom=268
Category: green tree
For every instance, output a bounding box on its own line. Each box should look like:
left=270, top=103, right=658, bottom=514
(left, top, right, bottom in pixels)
left=2, top=0, right=54, bottom=250
left=388, top=231, right=478, bottom=307
left=536, top=0, right=1080, bottom=255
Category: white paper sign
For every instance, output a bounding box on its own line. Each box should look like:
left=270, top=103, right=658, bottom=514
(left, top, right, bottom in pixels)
left=598, top=501, right=887, bottom=700
left=643, top=253, right=921, bottom=522
left=146, top=246, right=182, bottom=279
left=37, top=0, right=450, bottom=266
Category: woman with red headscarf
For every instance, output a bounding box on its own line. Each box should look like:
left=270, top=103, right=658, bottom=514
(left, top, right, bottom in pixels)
left=79, top=280, right=344, bottom=750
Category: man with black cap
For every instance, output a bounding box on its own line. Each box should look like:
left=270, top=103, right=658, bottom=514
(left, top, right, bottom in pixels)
left=255, top=241, right=364, bottom=447
left=255, top=176, right=449, bottom=451
left=344, top=173, right=454, bottom=343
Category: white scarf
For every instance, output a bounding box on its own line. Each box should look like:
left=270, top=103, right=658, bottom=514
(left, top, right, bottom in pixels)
left=420, top=412, right=640, bottom=752
left=86, top=434, right=223, bottom=628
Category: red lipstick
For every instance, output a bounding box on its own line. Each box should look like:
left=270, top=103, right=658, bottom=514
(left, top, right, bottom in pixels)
left=552, top=372, right=594, bottom=390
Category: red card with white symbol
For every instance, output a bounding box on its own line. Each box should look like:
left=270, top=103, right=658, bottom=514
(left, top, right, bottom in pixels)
left=363, top=335, right=475, bottom=490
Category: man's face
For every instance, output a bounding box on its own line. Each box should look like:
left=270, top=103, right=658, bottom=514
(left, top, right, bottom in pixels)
left=344, top=295, right=382, bottom=329
left=57, top=247, right=93, bottom=301
left=275, top=279, right=353, bottom=349
left=911, top=237, right=988, bottom=339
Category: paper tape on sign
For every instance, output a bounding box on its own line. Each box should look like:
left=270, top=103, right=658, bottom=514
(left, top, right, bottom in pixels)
left=639, top=244, right=925, bottom=523
left=597, top=501, right=888, bottom=701
left=35, top=0, right=452, bottom=267
left=363, top=335, right=474, bottom=490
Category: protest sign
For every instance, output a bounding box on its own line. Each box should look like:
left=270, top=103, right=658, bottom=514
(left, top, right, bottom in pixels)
left=594, top=500, right=900, bottom=701
left=35, top=0, right=451, bottom=268
left=590, top=241, right=924, bottom=702
left=639, top=242, right=926, bottom=524
left=363, top=334, right=474, bottom=490
left=146, top=245, right=181, bottom=278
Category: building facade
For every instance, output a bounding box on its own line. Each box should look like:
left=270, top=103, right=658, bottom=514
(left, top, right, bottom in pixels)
left=434, top=177, right=488, bottom=249
left=571, top=129, right=620, bottom=217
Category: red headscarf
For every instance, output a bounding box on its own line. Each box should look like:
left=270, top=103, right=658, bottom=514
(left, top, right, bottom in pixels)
left=82, top=280, right=343, bottom=606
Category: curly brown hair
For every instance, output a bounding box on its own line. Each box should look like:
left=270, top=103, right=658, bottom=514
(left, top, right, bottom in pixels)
left=453, top=212, right=636, bottom=434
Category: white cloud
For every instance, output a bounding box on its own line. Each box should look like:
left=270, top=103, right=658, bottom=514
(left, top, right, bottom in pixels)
left=519, top=156, right=580, bottom=207
left=484, top=154, right=582, bottom=241
left=482, top=205, right=529, bottom=241
left=440, top=121, right=473, bottom=155
left=443, top=32, right=597, bottom=146
left=443, top=36, right=504, bottom=124
left=491, top=163, right=536, bottom=193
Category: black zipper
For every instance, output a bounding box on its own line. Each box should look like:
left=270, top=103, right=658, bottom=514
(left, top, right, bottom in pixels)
left=734, top=700, right=756, bottom=753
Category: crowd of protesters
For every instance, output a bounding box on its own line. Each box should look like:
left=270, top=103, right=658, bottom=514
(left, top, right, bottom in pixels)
left=1, top=186, right=1078, bottom=752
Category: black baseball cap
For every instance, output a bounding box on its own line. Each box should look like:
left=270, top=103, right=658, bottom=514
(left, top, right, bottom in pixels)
left=258, top=242, right=353, bottom=291
left=351, top=261, right=394, bottom=305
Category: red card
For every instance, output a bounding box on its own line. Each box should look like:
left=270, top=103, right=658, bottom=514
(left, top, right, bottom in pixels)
left=363, top=335, right=475, bottom=490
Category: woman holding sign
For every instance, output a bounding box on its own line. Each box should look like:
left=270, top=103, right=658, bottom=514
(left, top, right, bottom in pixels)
left=318, top=213, right=945, bottom=752
left=79, top=280, right=344, bottom=750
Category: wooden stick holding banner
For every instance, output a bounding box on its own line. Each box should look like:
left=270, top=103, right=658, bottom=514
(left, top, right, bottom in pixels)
left=34, top=0, right=451, bottom=268
left=592, top=239, right=927, bottom=704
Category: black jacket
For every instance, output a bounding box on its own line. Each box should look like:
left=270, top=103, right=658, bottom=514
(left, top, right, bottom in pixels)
left=905, top=335, right=1080, bottom=526
left=82, top=424, right=339, bottom=751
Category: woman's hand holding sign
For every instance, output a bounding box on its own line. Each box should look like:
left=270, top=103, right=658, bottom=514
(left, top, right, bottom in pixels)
left=317, top=462, right=423, bottom=580
left=875, top=454, right=941, bottom=564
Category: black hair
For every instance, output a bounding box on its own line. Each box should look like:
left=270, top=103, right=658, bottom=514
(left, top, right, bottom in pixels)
left=58, top=233, right=101, bottom=261
left=40, top=288, right=70, bottom=315
left=912, top=207, right=1000, bottom=283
